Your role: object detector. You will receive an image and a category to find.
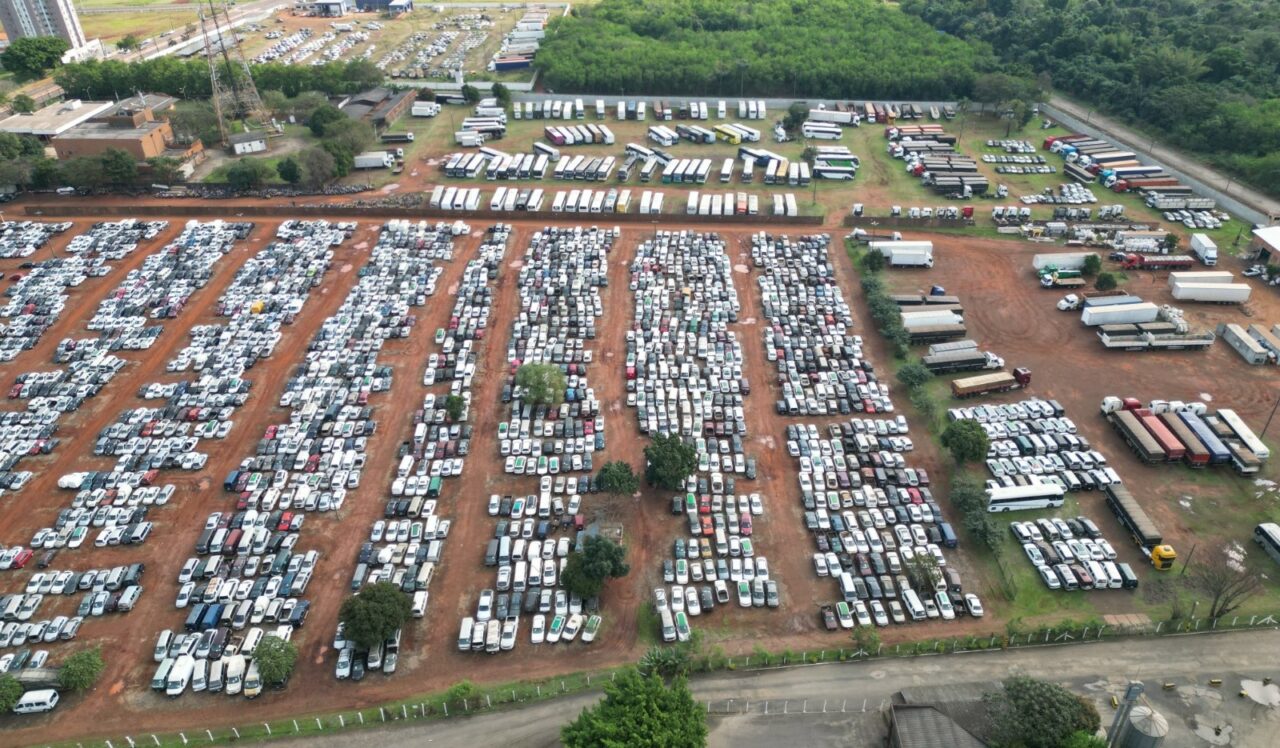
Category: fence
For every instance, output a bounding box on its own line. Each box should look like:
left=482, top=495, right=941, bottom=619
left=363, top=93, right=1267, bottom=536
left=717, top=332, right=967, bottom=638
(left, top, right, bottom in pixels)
left=22, top=202, right=826, bottom=226
left=74, top=612, right=1279, bottom=748
left=842, top=215, right=974, bottom=229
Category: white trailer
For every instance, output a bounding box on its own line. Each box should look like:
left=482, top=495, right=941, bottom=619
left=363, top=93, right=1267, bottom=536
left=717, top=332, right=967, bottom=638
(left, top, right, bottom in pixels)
left=870, top=240, right=934, bottom=268
left=687, top=191, right=699, bottom=215
left=1171, top=282, right=1251, bottom=304
left=1216, top=409, right=1271, bottom=459
left=1190, top=234, right=1219, bottom=266
left=1032, top=252, right=1096, bottom=271
left=784, top=193, right=797, bottom=217
left=808, top=109, right=854, bottom=125
left=412, top=102, right=441, bottom=118
left=354, top=151, right=394, bottom=169
left=1080, top=302, right=1160, bottom=326
left=1168, top=271, right=1233, bottom=287
left=901, top=310, right=963, bottom=328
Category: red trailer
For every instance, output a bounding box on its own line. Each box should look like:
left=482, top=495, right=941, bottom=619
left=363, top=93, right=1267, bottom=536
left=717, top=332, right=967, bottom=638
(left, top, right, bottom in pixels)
left=1134, top=408, right=1186, bottom=461
left=1121, top=254, right=1196, bottom=271
left=1159, top=413, right=1210, bottom=468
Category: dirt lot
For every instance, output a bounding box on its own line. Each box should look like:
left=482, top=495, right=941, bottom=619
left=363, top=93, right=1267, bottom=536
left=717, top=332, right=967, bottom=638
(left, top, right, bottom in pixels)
left=0, top=206, right=1277, bottom=745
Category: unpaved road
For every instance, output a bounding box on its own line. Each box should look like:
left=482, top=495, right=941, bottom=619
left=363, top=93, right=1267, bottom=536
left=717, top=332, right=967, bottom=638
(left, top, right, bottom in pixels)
left=275, top=628, right=1280, bottom=748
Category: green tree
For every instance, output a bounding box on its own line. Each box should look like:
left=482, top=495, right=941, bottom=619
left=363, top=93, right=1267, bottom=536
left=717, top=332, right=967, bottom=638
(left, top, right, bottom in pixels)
left=783, top=101, right=808, bottom=132
left=491, top=82, right=512, bottom=108
left=30, top=157, right=60, bottom=189
left=860, top=248, right=886, bottom=273
left=10, top=94, right=36, bottom=114
left=321, top=117, right=374, bottom=154
left=904, top=551, right=940, bottom=592
left=985, top=676, right=1101, bottom=748
left=146, top=156, right=183, bottom=185
left=941, top=419, right=989, bottom=463
left=307, top=104, right=346, bottom=137
left=444, top=680, right=477, bottom=702
left=637, top=645, right=692, bottom=680
left=299, top=145, right=338, bottom=188
left=0, top=132, right=42, bottom=159
left=561, top=668, right=706, bottom=748
left=851, top=625, right=881, bottom=654
left=58, top=646, right=104, bottom=692
left=116, top=34, right=141, bottom=52
left=515, top=362, right=566, bottom=406
left=338, top=581, right=412, bottom=651
left=597, top=461, right=639, bottom=495
left=1081, top=254, right=1102, bottom=276
left=1061, top=732, right=1107, bottom=748
left=0, top=675, right=24, bottom=712
left=643, top=433, right=697, bottom=490
left=60, top=156, right=106, bottom=189
left=100, top=148, right=138, bottom=184
left=1094, top=272, right=1118, bottom=292
left=252, top=635, right=297, bottom=686
left=276, top=157, right=302, bottom=185
left=561, top=536, right=630, bottom=598
left=445, top=394, right=465, bottom=422
left=461, top=84, right=481, bottom=104
left=224, top=159, right=274, bottom=191
left=321, top=141, right=354, bottom=177
left=1, top=36, right=69, bottom=80
left=896, top=362, right=933, bottom=390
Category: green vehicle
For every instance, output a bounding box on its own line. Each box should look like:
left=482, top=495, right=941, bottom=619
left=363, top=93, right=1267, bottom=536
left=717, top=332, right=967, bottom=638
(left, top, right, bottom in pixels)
left=427, top=476, right=442, bottom=498
left=583, top=615, right=602, bottom=643
left=674, top=612, right=690, bottom=642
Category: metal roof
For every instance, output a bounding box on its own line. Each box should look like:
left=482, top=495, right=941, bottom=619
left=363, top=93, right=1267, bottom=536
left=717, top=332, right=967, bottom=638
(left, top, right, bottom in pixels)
left=891, top=705, right=988, bottom=748
left=1253, top=225, right=1280, bottom=251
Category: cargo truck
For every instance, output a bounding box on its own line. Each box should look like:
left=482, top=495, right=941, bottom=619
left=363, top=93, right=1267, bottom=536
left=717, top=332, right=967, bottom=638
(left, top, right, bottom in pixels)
left=1080, top=302, right=1159, bottom=326
left=1134, top=407, right=1186, bottom=461
left=1171, top=283, right=1251, bottom=304
left=1056, top=290, right=1130, bottom=311
left=1177, top=411, right=1230, bottom=464
left=1189, top=234, right=1218, bottom=266
left=1159, top=413, right=1210, bottom=467
left=1120, top=254, right=1195, bottom=271
left=1108, top=409, right=1165, bottom=463
left=1216, top=409, right=1270, bottom=460
left=1103, top=484, right=1176, bottom=569
left=868, top=240, right=934, bottom=268
left=922, top=349, right=1003, bottom=374
left=907, top=324, right=967, bottom=344
left=927, top=339, right=977, bottom=356
left=1168, top=271, right=1233, bottom=286
left=1040, top=272, right=1086, bottom=289
left=950, top=367, right=1031, bottom=399
left=353, top=151, right=394, bottom=169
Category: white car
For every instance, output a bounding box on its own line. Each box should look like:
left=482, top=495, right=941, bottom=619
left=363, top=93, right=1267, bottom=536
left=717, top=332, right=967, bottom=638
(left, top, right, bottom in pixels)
left=531, top=614, right=546, bottom=644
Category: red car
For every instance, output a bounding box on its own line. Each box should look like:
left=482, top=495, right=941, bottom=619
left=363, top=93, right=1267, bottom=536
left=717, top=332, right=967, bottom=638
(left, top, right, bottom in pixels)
left=740, top=513, right=753, bottom=536
left=12, top=548, right=33, bottom=569
left=278, top=512, right=294, bottom=531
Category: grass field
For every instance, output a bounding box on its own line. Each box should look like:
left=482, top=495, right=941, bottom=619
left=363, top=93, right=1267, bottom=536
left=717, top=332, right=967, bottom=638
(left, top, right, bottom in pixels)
left=81, top=11, right=196, bottom=44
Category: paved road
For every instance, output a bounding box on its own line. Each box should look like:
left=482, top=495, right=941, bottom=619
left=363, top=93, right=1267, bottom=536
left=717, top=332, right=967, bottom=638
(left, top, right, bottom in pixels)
left=1048, top=95, right=1280, bottom=223
left=274, top=629, right=1280, bottom=747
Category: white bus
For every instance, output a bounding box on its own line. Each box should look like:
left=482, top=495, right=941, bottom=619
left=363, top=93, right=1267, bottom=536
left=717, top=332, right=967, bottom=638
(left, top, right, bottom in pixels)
left=1217, top=409, right=1270, bottom=460
left=1255, top=523, right=1280, bottom=567
left=986, top=483, right=1066, bottom=512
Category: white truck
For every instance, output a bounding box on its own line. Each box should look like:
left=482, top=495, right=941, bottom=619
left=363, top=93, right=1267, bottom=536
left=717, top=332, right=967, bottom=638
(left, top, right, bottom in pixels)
left=870, top=240, right=934, bottom=268
left=1080, top=302, right=1160, bottom=326
left=1168, top=271, right=1232, bottom=287
left=354, top=151, right=394, bottom=169
left=1189, top=233, right=1218, bottom=266
left=1170, top=282, right=1251, bottom=304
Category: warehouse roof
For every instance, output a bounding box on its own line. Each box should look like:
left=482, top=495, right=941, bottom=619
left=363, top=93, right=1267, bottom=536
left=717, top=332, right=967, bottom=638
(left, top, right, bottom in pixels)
left=1253, top=225, right=1280, bottom=252
left=890, top=705, right=988, bottom=748
left=54, top=120, right=168, bottom=142
left=0, top=100, right=114, bottom=137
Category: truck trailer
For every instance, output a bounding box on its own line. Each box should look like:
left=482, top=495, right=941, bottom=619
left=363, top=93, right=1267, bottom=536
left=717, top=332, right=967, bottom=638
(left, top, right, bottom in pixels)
left=1171, top=283, right=1251, bottom=304
left=354, top=151, right=394, bottom=169
left=1189, top=234, right=1218, bottom=266
left=950, top=367, right=1031, bottom=399
left=1120, top=254, right=1196, bottom=271
left=922, top=349, right=1003, bottom=374
left=1080, top=302, right=1160, bottom=326
left=1107, top=409, right=1165, bottom=463
left=1032, top=252, right=1097, bottom=272
left=1103, top=484, right=1175, bottom=569
left=869, top=240, right=934, bottom=268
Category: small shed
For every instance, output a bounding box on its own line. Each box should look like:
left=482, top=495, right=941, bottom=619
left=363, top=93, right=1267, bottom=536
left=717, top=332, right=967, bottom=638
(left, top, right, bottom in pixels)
left=229, top=132, right=268, bottom=156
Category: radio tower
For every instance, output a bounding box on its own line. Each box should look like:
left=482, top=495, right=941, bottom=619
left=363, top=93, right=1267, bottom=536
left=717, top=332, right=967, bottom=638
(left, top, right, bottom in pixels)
left=200, top=0, right=269, bottom=147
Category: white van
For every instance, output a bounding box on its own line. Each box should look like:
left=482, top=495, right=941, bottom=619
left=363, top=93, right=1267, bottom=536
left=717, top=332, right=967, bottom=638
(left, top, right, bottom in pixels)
left=224, top=655, right=246, bottom=696
left=660, top=608, right=676, bottom=642
left=458, top=617, right=474, bottom=650
left=901, top=589, right=926, bottom=621
left=166, top=654, right=195, bottom=697
left=412, top=590, right=429, bottom=618
left=398, top=455, right=413, bottom=479
left=513, top=561, right=528, bottom=592
left=12, top=689, right=59, bottom=714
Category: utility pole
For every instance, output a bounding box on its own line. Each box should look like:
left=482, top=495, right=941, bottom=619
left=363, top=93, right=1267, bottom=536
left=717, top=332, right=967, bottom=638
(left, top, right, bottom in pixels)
left=1179, top=542, right=1197, bottom=577
left=1261, top=395, right=1280, bottom=438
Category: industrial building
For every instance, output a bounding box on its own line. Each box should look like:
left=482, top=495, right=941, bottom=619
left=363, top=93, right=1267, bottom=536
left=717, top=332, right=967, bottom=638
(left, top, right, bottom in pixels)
left=0, top=98, right=114, bottom=139
left=1252, top=225, right=1280, bottom=264
left=228, top=132, right=269, bottom=156
left=354, top=0, right=413, bottom=12
left=338, top=87, right=415, bottom=131
left=297, top=0, right=351, bottom=16
left=49, top=96, right=203, bottom=168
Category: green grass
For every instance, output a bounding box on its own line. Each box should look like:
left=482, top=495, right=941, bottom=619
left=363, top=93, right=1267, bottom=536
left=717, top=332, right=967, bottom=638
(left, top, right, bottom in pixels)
left=634, top=601, right=660, bottom=646
left=204, top=156, right=288, bottom=185
left=81, top=11, right=197, bottom=42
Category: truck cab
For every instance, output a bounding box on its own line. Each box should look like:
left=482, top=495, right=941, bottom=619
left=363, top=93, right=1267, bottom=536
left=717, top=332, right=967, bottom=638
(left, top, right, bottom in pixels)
left=1149, top=545, right=1176, bottom=570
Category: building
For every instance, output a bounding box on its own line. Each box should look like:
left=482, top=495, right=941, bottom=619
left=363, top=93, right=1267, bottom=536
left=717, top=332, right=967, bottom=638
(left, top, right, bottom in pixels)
left=50, top=96, right=202, bottom=167
left=888, top=705, right=988, bottom=748
left=0, top=98, right=114, bottom=140
left=354, top=0, right=413, bottom=12
left=297, top=0, right=350, bottom=16
left=1251, top=225, right=1280, bottom=264
left=228, top=132, right=269, bottom=156
left=338, top=87, right=414, bottom=131
left=0, top=0, right=102, bottom=60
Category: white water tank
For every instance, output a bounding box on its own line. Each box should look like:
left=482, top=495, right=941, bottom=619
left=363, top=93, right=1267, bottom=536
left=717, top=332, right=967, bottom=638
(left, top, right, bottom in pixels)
left=1116, top=705, right=1168, bottom=748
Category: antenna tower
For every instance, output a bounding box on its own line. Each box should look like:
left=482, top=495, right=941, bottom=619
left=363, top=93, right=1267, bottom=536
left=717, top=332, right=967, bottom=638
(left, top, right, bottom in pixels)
left=200, top=0, right=268, bottom=147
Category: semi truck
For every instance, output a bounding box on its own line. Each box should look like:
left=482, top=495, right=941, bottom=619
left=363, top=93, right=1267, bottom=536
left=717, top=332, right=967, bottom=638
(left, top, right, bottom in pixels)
left=1103, top=484, right=1176, bottom=569
left=1159, top=412, right=1210, bottom=467
left=1108, top=409, right=1165, bottom=463
left=1170, top=283, right=1251, bottom=304
left=1177, top=411, right=1231, bottom=464
left=869, top=240, right=934, bottom=268
left=354, top=151, right=395, bottom=169
left=927, top=339, right=977, bottom=356
left=950, top=367, right=1031, bottom=399
left=1120, top=254, right=1195, bottom=271
left=1189, top=234, right=1218, bottom=266
left=923, top=349, right=1003, bottom=374
left=1056, top=290, right=1130, bottom=311
left=1040, top=271, right=1086, bottom=289
left=1032, top=252, right=1097, bottom=272
left=1134, top=407, right=1186, bottom=461
left=1080, top=302, right=1160, bottom=326
left=907, top=324, right=967, bottom=345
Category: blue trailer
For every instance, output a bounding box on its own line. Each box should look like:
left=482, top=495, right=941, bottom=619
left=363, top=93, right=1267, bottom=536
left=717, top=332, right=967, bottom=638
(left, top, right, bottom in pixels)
left=1177, top=412, right=1230, bottom=464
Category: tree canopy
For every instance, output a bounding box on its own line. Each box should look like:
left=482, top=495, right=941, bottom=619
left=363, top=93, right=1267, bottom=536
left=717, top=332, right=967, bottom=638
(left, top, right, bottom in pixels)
left=562, top=536, right=630, bottom=598
left=225, top=159, right=274, bottom=191
left=0, top=675, right=24, bottom=712
left=338, top=581, right=412, bottom=651
left=644, top=433, right=697, bottom=490
left=597, top=461, right=639, bottom=495
left=59, top=646, right=104, bottom=692
left=1, top=37, right=69, bottom=80
left=941, top=418, right=990, bottom=463
left=561, top=668, right=707, bottom=748
left=984, top=676, right=1101, bottom=748
left=900, top=0, right=1280, bottom=197
left=55, top=58, right=381, bottom=102
left=536, top=0, right=988, bottom=98
left=515, top=363, right=566, bottom=406
left=253, top=635, right=297, bottom=686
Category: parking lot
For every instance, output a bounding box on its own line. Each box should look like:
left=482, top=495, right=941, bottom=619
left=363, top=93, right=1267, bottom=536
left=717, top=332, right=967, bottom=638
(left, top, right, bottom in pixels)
left=0, top=210, right=1276, bottom=743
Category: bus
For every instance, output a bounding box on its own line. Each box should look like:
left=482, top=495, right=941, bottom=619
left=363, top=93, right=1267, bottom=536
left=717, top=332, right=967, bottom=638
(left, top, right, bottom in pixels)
left=1255, top=523, right=1280, bottom=566
left=713, top=124, right=742, bottom=145
left=986, top=483, right=1066, bottom=513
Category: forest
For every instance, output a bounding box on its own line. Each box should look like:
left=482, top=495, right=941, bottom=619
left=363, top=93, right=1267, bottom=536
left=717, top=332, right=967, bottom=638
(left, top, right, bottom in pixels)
left=899, top=0, right=1280, bottom=196
left=52, top=58, right=383, bottom=101
left=534, top=0, right=990, bottom=100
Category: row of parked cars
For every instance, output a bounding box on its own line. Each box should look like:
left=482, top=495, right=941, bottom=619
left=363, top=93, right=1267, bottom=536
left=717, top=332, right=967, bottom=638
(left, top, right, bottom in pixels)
left=956, top=398, right=1120, bottom=494
left=461, top=226, right=611, bottom=654
left=628, top=230, right=774, bottom=640
left=153, top=628, right=273, bottom=698
left=1013, top=516, right=1139, bottom=591
left=332, top=222, right=493, bottom=679
left=0, top=220, right=69, bottom=259
left=751, top=233, right=894, bottom=416
left=0, top=562, right=143, bottom=651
